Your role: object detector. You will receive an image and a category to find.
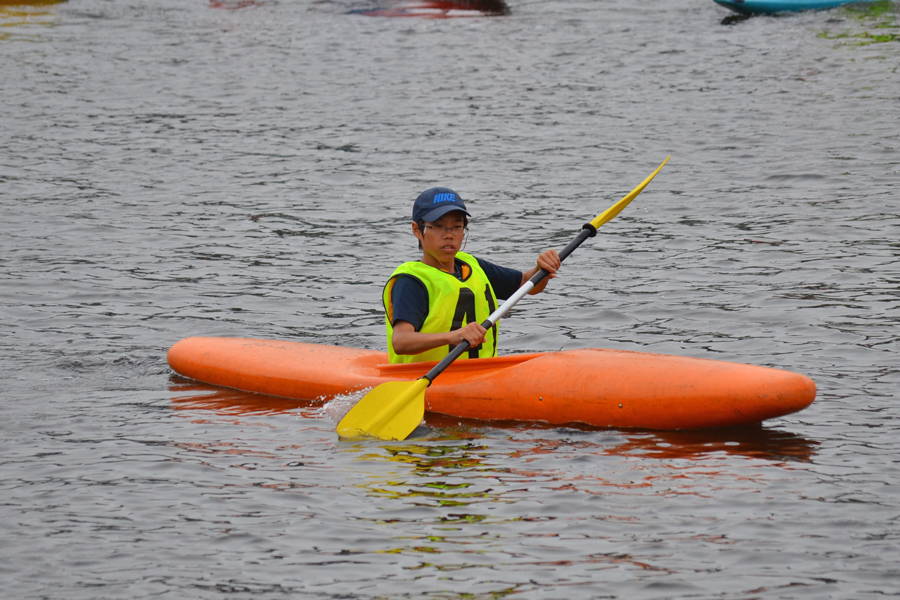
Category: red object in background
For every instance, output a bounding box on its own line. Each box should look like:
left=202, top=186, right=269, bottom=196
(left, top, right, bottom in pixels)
left=352, top=0, right=509, bottom=18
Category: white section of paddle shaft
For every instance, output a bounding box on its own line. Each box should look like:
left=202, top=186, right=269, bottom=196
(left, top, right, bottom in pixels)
left=487, top=280, right=536, bottom=325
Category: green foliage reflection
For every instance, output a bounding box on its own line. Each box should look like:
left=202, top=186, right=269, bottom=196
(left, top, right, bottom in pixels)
left=819, top=0, right=899, bottom=45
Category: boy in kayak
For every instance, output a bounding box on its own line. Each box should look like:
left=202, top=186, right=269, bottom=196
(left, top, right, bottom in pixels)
left=384, top=187, right=561, bottom=364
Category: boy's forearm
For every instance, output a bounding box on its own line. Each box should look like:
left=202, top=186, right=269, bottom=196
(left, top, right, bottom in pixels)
left=521, top=266, right=551, bottom=294
left=393, top=322, right=487, bottom=356
left=392, top=330, right=453, bottom=356
left=521, top=249, right=560, bottom=294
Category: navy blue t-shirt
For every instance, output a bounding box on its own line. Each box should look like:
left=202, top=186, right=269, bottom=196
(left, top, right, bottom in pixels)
left=390, top=257, right=522, bottom=331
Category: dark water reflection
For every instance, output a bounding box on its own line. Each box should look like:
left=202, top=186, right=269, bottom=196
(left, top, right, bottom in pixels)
left=2, top=0, right=899, bottom=597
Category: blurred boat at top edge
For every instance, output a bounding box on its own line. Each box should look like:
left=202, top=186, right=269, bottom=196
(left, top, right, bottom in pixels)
left=712, top=0, right=879, bottom=14
left=350, top=0, right=509, bottom=18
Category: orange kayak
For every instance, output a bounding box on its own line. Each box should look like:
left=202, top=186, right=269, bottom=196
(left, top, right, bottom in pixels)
left=167, top=337, right=816, bottom=430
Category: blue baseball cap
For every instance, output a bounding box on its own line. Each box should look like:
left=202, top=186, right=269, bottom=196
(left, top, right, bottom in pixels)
left=412, top=187, right=471, bottom=223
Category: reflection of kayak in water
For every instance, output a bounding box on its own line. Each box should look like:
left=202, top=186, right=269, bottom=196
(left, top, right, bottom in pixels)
left=350, top=0, right=508, bottom=18
left=712, top=0, right=875, bottom=14
left=167, top=337, right=816, bottom=431
left=169, top=381, right=819, bottom=461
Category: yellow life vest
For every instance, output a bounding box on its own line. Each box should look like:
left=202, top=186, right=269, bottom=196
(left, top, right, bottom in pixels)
left=383, top=251, right=499, bottom=364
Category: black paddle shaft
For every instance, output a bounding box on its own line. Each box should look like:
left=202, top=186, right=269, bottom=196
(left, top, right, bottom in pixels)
left=423, top=223, right=598, bottom=383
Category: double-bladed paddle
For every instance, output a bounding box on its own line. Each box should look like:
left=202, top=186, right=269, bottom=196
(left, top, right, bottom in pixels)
left=337, top=156, right=671, bottom=440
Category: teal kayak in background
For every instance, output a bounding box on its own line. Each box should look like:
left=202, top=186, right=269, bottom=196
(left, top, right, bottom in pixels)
left=713, top=0, right=875, bottom=13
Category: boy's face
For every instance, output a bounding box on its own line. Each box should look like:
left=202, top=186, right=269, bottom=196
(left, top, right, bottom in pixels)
left=414, top=211, right=468, bottom=266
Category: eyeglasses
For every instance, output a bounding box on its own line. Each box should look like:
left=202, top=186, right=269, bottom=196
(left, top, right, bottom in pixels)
left=423, top=225, right=468, bottom=235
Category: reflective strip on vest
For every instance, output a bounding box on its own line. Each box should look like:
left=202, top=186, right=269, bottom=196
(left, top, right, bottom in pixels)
left=383, top=251, right=499, bottom=364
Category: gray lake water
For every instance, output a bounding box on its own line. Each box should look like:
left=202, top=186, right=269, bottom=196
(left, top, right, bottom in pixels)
left=2, top=0, right=899, bottom=598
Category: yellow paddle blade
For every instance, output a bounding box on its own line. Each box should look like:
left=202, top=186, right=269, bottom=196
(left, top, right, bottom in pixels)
left=336, top=378, right=429, bottom=441
left=590, top=156, right=670, bottom=229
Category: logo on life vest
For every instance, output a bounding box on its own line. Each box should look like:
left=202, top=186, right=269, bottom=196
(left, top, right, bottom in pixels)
left=433, top=193, right=456, bottom=204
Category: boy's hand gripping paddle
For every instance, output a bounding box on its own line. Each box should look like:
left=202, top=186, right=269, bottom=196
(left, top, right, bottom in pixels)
left=337, top=156, right=671, bottom=441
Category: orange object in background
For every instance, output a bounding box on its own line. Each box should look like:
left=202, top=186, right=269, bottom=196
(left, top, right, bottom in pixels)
left=0, top=0, right=66, bottom=5
left=167, top=337, right=816, bottom=431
